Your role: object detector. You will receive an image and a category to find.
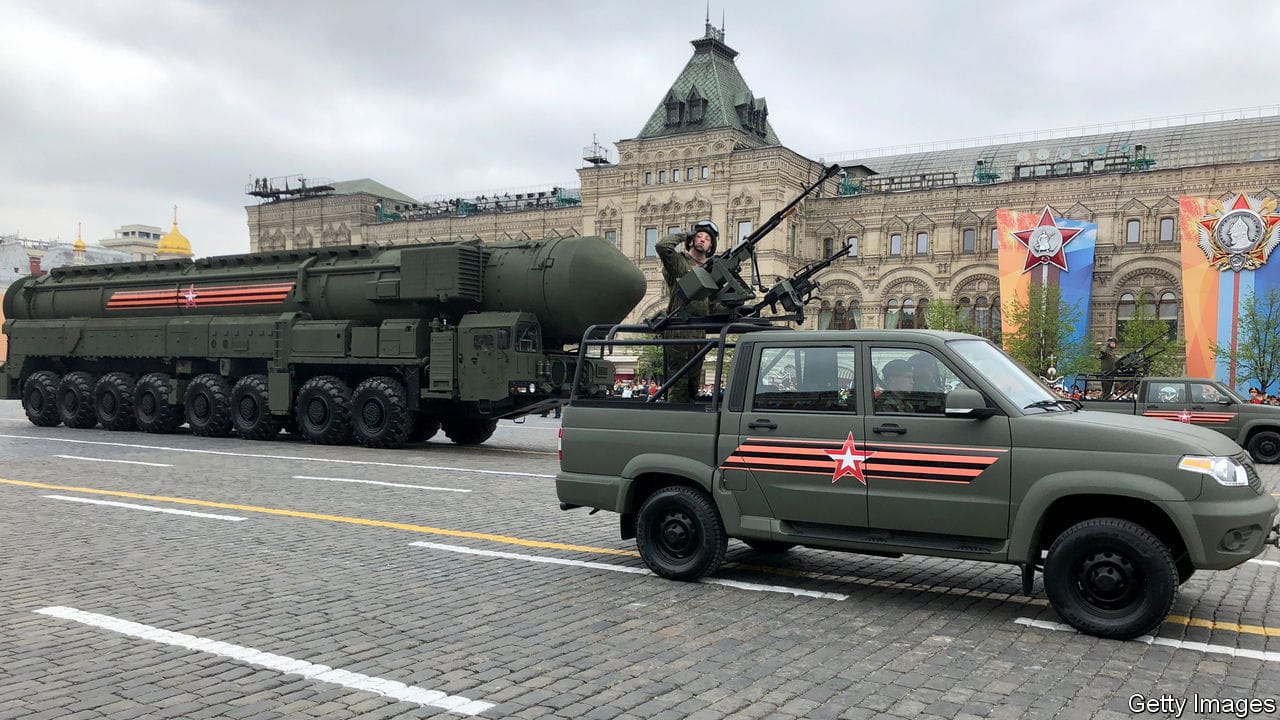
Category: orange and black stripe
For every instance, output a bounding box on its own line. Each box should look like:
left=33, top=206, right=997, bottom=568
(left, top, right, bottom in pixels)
left=1143, top=411, right=1237, bottom=425
left=721, top=437, right=1003, bottom=484
left=106, top=282, right=295, bottom=310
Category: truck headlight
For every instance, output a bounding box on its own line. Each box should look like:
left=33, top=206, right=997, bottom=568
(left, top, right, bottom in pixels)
left=1178, top=455, right=1249, bottom=487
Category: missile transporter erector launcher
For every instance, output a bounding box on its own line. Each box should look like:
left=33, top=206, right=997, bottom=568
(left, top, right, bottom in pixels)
left=1, top=236, right=645, bottom=448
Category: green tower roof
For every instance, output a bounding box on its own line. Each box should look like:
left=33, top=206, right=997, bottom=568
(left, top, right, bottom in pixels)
left=636, top=24, right=779, bottom=144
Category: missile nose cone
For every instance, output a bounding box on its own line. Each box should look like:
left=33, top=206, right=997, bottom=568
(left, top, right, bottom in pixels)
left=555, top=237, right=646, bottom=336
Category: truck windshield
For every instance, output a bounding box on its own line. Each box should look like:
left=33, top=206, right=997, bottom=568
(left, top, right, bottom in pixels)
left=949, top=339, right=1059, bottom=412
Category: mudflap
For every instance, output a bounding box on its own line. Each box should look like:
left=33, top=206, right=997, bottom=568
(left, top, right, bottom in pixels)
left=620, top=512, right=636, bottom=540
left=1021, top=562, right=1035, bottom=595
left=0, top=367, right=17, bottom=400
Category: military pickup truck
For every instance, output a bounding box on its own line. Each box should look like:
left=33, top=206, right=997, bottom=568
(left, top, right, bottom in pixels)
left=557, top=327, right=1279, bottom=640
left=1076, top=377, right=1280, bottom=465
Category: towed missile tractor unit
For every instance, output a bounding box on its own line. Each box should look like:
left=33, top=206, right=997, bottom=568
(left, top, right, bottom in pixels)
left=0, top=236, right=645, bottom=448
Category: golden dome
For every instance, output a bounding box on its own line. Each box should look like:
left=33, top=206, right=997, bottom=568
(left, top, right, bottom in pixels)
left=157, top=206, right=193, bottom=257
left=73, top=222, right=85, bottom=252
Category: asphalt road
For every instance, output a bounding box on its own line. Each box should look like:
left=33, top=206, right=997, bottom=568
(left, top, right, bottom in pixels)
left=1, top=399, right=1278, bottom=720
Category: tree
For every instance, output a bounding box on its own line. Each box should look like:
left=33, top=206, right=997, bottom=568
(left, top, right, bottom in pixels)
left=1211, top=287, right=1280, bottom=393
left=1116, top=305, right=1184, bottom=377
left=635, top=339, right=664, bottom=383
left=923, top=301, right=976, bottom=334
left=1001, top=282, right=1090, bottom=378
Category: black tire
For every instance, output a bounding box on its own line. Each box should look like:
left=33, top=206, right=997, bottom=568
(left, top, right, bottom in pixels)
left=1043, top=518, right=1178, bottom=640
left=184, top=374, right=233, bottom=438
left=743, top=539, right=796, bottom=554
left=134, top=373, right=183, bottom=434
left=57, top=371, right=98, bottom=429
left=352, top=376, right=411, bottom=449
left=94, top=372, right=137, bottom=430
left=231, top=374, right=278, bottom=441
left=22, top=370, right=61, bottom=427
left=1246, top=430, right=1280, bottom=464
left=296, top=375, right=352, bottom=445
left=441, top=417, right=498, bottom=445
left=636, top=485, right=727, bottom=581
left=407, top=414, right=441, bottom=443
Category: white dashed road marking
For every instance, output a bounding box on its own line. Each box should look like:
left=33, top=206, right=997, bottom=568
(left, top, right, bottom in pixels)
left=1014, top=618, right=1280, bottom=662
left=53, top=454, right=172, bottom=468
left=293, top=475, right=471, bottom=493
left=34, top=606, right=494, bottom=715
left=0, top=433, right=554, bottom=478
left=409, top=541, right=850, bottom=601
left=43, top=495, right=246, bottom=521
left=1248, top=558, right=1280, bottom=568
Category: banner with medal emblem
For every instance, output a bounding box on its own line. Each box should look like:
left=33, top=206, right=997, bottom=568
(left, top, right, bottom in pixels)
left=1179, top=194, right=1280, bottom=383
left=995, top=206, right=1098, bottom=348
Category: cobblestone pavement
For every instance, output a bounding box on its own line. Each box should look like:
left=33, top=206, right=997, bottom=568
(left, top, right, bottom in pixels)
left=0, top=400, right=1277, bottom=720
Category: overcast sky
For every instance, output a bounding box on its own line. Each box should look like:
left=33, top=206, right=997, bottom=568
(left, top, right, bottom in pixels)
left=4, top=0, right=1280, bottom=257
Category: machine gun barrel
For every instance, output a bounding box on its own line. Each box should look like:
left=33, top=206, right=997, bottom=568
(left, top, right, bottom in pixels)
left=742, top=242, right=853, bottom=322
left=1110, top=333, right=1168, bottom=376
left=650, top=163, right=843, bottom=330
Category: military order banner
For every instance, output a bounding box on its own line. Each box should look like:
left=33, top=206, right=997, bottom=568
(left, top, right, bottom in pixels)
left=995, top=206, right=1097, bottom=347
left=1179, top=194, right=1280, bottom=385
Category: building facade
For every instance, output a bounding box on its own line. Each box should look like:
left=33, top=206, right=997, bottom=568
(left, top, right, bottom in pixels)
left=243, top=25, right=1280, bottom=371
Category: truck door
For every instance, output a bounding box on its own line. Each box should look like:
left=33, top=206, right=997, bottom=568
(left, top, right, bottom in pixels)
left=725, top=343, right=867, bottom=528
left=864, top=345, right=1012, bottom=540
left=1140, top=381, right=1191, bottom=424
left=1186, top=381, right=1240, bottom=438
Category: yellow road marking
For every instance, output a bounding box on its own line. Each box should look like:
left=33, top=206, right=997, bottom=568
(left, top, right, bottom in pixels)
left=0, top=477, right=634, bottom=556
left=1166, top=614, right=1280, bottom=638
left=4, top=476, right=1278, bottom=638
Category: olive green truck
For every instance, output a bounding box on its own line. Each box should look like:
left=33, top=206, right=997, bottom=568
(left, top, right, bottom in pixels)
left=557, top=327, right=1279, bottom=639
left=2, top=237, right=644, bottom=448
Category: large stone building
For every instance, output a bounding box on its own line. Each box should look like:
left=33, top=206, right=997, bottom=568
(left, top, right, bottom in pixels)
left=244, top=24, right=1280, bottom=363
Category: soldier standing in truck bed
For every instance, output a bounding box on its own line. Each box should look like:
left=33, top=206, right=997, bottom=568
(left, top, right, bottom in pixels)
left=656, top=220, right=720, bottom=403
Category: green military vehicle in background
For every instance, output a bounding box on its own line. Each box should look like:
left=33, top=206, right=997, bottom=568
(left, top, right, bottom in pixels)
left=1077, top=376, right=1280, bottom=464
left=1, top=236, right=644, bottom=448
left=558, top=326, right=1280, bottom=639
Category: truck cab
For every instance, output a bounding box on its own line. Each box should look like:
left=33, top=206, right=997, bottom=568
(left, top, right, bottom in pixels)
left=559, top=327, right=1279, bottom=640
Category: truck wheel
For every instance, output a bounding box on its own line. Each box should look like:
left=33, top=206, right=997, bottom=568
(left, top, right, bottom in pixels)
left=22, top=371, right=61, bottom=427
left=134, top=373, right=183, bottom=434
left=1246, top=431, right=1280, bottom=464
left=57, top=371, right=98, bottom=429
left=231, top=374, right=278, bottom=440
left=296, top=375, right=352, bottom=445
left=743, top=539, right=796, bottom=554
left=636, top=485, right=727, bottom=581
left=94, top=372, right=136, bottom=430
left=407, top=414, right=441, bottom=443
left=185, top=374, right=233, bottom=438
left=1043, top=518, right=1177, bottom=640
left=352, top=376, right=411, bottom=449
left=442, top=418, right=498, bottom=445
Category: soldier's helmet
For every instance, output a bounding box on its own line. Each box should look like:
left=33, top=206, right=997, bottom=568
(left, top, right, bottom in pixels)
left=689, top=220, right=719, bottom=254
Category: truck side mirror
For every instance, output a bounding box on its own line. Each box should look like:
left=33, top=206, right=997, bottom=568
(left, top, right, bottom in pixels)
left=1217, top=397, right=1233, bottom=405
left=945, top=388, right=997, bottom=419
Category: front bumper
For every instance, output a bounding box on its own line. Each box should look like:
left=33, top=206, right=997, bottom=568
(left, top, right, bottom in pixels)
left=1177, top=493, right=1280, bottom=570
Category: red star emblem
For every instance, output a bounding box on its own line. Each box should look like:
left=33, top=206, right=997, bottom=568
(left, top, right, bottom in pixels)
left=1012, top=207, right=1082, bottom=273
left=1177, top=410, right=1192, bottom=424
left=824, top=431, right=875, bottom=484
left=182, top=284, right=199, bottom=308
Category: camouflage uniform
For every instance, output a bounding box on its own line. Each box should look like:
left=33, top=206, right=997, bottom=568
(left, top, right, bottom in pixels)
left=656, top=233, right=715, bottom=403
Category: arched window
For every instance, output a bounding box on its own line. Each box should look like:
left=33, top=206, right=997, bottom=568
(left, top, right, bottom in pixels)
left=990, top=296, right=1001, bottom=341
left=1117, top=292, right=1136, bottom=334
left=1159, top=218, right=1175, bottom=243
left=846, top=235, right=859, bottom=257
left=990, top=228, right=1000, bottom=250
left=818, top=300, right=833, bottom=330
left=1126, top=219, right=1141, bottom=244
left=833, top=300, right=846, bottom=329
left=901, top=298, right=916, bottom=329
left=975, top=297, right=990, bottom=336
left=917, top=298, right=929, bottom=329
left=889, top=233, right=903, bottom=255
left=915, top=232, right=929, bottom=254
left=884, top=299, right=899, bottom=329
left=959, top=297, right=973, bottom=325
left=1159, top=292, right=1178, bottom=338
left=1139, top=292, right=1156, bottom=319
left=962, top=229, right=975, bottom=253
left=822, top=237, right=834, bottom=257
